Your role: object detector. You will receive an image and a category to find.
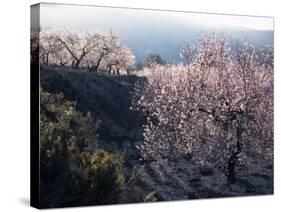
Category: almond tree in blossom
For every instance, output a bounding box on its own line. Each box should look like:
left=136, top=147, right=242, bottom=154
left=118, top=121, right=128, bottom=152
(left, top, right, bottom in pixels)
left=102, top=47, right=135, bottom=75
left=42, top=31, right=95, bottom=68
left=39, top=31, right=135, bottom=74
left=131, top=34, right=273, bottom=183
left=83, top=32, right=121, bottom=72
left=179, top=42, right=195, bottom=65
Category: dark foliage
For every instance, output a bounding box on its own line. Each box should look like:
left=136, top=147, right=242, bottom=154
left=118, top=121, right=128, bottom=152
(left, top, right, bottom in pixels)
left=40, top=65, right=146, bottom=145
left=143, top=54, right=166, bottom=67
left=40, top=88, right=124, bottom=208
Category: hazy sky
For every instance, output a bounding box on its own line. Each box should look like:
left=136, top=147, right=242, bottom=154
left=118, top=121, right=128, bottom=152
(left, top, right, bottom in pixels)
left=39, top=3, right=273, bottom=62
left=40, top=3, right=274, bottom=32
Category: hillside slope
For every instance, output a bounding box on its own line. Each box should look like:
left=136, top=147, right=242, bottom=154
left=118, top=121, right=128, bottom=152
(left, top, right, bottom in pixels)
left=40, top=65, right=145, bottom=145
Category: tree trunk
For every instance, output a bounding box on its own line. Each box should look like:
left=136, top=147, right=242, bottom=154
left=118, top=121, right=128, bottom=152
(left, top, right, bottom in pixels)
left=74, top=60, right=80, bottom=69
left=91, top=55, right=104, bottom=72
left=89, top=67, right=98, bottom=72
left=226, top=124, right=243, bottom=183
left=46, top=53, right=49, bottom=65
left=227, top=155, right=237, bottom=183
left=108, top=66, right=112, bottom=75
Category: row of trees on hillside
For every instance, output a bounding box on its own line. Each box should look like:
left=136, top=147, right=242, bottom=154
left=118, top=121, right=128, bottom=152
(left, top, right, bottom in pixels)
left=39, top=31, right=135, bottom=75
left=131, top=34, right=273, bottom=183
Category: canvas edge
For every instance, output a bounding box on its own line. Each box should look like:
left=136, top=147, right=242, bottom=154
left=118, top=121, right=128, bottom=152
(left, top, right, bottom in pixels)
left=30, top=3, right=41, bottom=209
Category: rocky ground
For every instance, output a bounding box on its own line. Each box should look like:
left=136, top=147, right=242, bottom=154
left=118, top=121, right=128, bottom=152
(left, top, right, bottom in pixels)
left=120, top=156, right=273, bottom=203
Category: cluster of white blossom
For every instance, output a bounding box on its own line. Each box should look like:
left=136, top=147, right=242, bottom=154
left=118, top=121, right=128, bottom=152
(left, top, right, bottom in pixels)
left=39, top=31, right=135, bottom=74
left=131, top=34, right=273, bottom=181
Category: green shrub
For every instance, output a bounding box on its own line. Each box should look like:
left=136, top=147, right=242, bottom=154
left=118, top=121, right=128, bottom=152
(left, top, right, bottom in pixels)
left=90, top=149, right=124, bottom=188
left=39, top=87, right=124, bottom=207
left=76, top=149, right=124, bottom=204
left=144, top=192, right=157, bottom=202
